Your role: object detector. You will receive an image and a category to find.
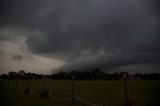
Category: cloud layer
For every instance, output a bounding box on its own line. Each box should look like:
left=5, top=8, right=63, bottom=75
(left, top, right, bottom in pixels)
left=0, top=0, right=160, bottom=73
left=0, top=28, right=65, bottom=74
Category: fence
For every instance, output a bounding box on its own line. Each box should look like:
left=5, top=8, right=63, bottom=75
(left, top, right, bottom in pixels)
left=0, top=78, right=160, bottom=106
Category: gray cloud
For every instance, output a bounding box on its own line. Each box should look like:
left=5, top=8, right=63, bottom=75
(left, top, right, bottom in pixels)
left=11, top=54, right=23, bottom=61
left=58, top=51, right=160, bottom=72
left=0, top=0, right=160, bottom=73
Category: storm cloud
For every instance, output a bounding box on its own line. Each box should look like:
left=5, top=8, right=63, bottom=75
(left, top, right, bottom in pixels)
left=0, top=0, right=160, bottom=74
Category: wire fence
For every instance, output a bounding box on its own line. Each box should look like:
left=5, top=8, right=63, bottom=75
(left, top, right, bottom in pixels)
left=0, top=78, right=160, bottom=106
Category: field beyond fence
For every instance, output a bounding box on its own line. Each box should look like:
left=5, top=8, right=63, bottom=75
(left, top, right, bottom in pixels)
left=1, top=80, right=160, bottom=106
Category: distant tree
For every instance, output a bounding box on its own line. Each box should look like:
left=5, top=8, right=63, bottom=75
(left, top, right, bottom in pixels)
left=151, top=73, right=160, bottom=80
left=91, top=68, right=106, bottom=79
left=133, top=73, right=143, bottom=79
left=81, top=71, right=92, bottom=80
left=70, top=71, right=80, bottom=79
left=8, top=71, right=17, bottom=79
left=18, top=70, right=26, bottom=79
left=26, top=73, right=35, bottom=80
left=0, top=74, right=8, bottom=79
left=18, top=70, right=26, bottom=75
left=92, top=68, right=101, bottom=75
left=54, top=71, right=69, bottom=80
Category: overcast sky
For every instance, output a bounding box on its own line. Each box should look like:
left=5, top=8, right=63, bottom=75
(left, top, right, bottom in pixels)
left=0, top=0, right=160, bottom=74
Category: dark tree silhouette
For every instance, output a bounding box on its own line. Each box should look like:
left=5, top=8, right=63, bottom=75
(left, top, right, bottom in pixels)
left=18, top=70, right=26, bottom=79
left=8, top=71, right=17, bottom=79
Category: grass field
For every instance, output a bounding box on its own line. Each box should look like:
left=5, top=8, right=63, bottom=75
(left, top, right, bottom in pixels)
left=0, top=88, right=83, bottom=106
left=1, top=80, right=160, bottom=106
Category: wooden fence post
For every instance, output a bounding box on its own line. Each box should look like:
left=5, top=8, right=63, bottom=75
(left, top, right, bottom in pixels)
left=72, top=75, right=75, bottom=102
left=15, top=74, right=18, bottom=90
left=25, top=76, right=30, bottom=93
left=43, top=75, right=45, bottom=92
left=124, top=74, right=128, bottom=106
left=7, top=75, right=10, bottom=89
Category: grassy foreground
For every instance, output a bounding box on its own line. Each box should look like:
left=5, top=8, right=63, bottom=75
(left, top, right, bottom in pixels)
left=0, top=88, right=83, bottom=106
left=1, top=80, right=160, bottom=106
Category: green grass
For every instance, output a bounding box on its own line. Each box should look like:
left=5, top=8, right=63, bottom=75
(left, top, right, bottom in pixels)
left=0, top=88, right=83, bottom=106
left=1, top=80, right=160, bottom=106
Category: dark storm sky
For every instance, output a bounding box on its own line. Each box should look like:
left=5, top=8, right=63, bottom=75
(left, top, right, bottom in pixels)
left=0, top=0, right=160, bottom=74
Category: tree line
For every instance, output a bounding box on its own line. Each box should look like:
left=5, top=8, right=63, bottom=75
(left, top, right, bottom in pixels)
left=0, top=69, right=160, bottom=80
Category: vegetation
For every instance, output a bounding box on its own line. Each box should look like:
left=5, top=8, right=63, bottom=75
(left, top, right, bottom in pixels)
left=1, top=69, right=160, bottom=80
left=0, top=87, right=82, bottom=106
left=0, top=70, right=160, bottom=106
left=1, top=80, right=160, bottom=106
